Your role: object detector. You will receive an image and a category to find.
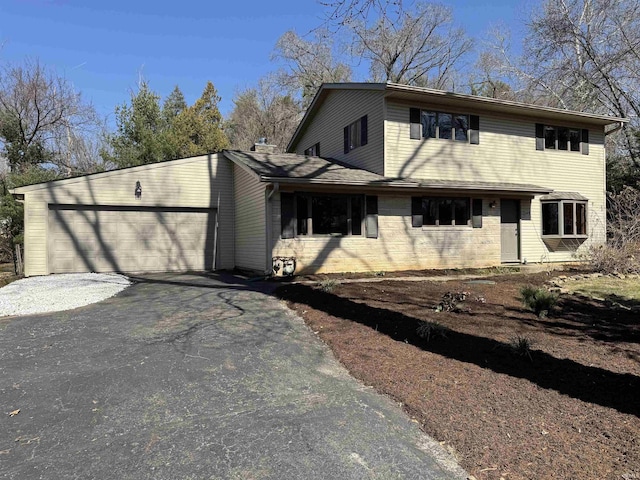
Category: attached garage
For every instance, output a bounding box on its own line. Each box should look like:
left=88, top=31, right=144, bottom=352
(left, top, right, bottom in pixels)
left=12, top=153, right=235, bottom=277
left=48, top=205, right=217, bottom=273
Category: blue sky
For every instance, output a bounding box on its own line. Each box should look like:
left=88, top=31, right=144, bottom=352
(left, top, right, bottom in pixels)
left=0, top=0, right=530, bottom=124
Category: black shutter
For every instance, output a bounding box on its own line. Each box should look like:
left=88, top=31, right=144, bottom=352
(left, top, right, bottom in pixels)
left=280, top=192, right=295, bottom=239
left=297, top=195, right=308, bottom=235
left=365, top=195, right=378, bottom=238
left=472, top=198, right=483, bottom=228
left=535, top=123, right=544, bottom=150
left=581, top=129, right=589, bottom=155
left=469, top=115, right=480, bottom=144
left=410, top=107, right=421, bottom=139
left=411, top=197, right=423, bottom=227
left=343, top=126, right=349, bottom=154
left=360, top=115, right=368, bottom=146
left=315, top=142, right=320, bottom=156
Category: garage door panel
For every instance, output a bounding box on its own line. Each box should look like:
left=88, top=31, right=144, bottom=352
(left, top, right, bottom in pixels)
left=48, top=206, right=217, bottom=274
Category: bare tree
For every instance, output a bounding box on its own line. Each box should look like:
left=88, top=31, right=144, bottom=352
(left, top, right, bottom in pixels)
left=227, top=76, right=302, bottom=152
left=477, top=1, right=640, bottom=176
left=273, top=30, right=352, bottom=106
left=0, top=59, right=102, bottom=174
left=346, top=2, right=472, bottom=88
left=522, top=0, right=640, bottom=117
left=590, top=186, right=640, bottom=273
left=491, top=0, right=640, bottom=167
left=319, top=0, right=401, bottom=28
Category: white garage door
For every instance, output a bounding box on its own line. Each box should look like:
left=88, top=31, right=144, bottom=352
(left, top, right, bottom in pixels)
left=48, top=205, right=218, bottom=273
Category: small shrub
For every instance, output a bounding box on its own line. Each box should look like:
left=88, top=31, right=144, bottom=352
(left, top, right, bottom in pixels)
left=374, top=271, right=386, bottom=277
left=416, top=321, right=448, bottom=341
left=519, top=285, right=558, bottom=318
left=509, top=335, right=534, bottom=361
left=319, top=279, right=338, bottom=293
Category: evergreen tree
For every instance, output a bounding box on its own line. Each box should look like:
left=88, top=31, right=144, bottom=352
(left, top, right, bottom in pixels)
left=169, top=81, right=229, bottom=157
left=163, top=86, right=187, bottom=124
left=102, top=81, right=172, bottom=168
left=103, top=81, right=229, bottom=167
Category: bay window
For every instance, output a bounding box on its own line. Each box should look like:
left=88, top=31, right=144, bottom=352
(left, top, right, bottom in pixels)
left=542, top=200, right=587, bottom=237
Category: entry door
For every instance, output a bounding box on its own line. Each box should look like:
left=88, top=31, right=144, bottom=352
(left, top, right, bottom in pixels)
left=500, top=199, right=520, bottom=263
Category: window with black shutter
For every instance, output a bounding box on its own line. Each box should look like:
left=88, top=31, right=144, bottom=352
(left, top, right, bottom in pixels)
left=344, top=115, right=368, bottom=152
left=410, top=108, right=476, bottom=143
left=411, top=196, right=471, bottom=227
left=536, top=123, right=588, bottom=154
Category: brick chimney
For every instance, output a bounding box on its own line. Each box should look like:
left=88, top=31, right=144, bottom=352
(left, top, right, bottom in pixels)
left=250, top=137, right=277, bottom=154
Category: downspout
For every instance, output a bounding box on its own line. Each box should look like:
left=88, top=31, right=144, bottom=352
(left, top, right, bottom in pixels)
left=265, top=183, right=279, bottom=275
left=602, top=122, right=624, bottom=244
left=604, top=121, right=624, bottom=136
left=267, top=182, right=279, bottom=200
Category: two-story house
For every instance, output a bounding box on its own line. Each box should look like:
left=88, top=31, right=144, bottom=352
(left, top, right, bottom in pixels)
left=253, top=82, right=625, bottom=273
left=12, top=83, right=626, bottom=276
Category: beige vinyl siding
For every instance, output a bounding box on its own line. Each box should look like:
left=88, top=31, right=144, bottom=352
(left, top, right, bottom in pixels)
left=385, top=101, right=606, bottom=263
left=271, top=193, right=500, bottom=274
left=22, top=198, right=48, bottom=276
left=293, top=89, right=385, bottom=174
left=233, top=164, right=266, bottom=272
left=20, top=153, right=234, bottom=276
left=48, top=207, right=218, bottom=273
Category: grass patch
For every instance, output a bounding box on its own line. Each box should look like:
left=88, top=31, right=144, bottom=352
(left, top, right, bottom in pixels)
left=0, top=263, right=14, bottom=273
left=0, top=264, right=21, bottom=288
left=564, top=277, right=640, bottom=302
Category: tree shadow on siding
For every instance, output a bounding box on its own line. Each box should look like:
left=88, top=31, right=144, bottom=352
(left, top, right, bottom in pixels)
left=278, top=284, right=640, bottom=417
left=43, top=154, right=222, bottom=274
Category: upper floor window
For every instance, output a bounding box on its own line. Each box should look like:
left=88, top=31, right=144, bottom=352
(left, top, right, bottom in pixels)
left=536, top=124, right=589, bottom=155
left=304, top=143, right=320, bottom=156
left=541, top=199, right=588, bottom=237
left=343, top=115, right=368, bottom=153
left=410, top=108, right=479, bottom=144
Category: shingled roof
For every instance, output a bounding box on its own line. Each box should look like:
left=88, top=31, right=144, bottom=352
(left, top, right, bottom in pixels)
left=223, top=150, right=552, bottom=195
left=223, top=150, right=415, bottom=187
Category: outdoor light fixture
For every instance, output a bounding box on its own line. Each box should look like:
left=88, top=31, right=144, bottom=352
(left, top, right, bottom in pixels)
left=489, top=201, right=497, bottom=209
left=135, top=181, right=142, bottom=199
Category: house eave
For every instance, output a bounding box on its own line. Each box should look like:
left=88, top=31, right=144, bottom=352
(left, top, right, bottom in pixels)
left=260, top=175, right=552, bottom=196
left=384, top=83, right=628, bottom=126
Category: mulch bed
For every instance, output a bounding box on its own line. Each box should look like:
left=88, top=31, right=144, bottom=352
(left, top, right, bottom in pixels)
left=277, top=271, right=640, bottom=480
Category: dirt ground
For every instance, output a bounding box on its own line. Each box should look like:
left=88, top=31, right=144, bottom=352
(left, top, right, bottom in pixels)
left=277, top=270, right=640, bottom=480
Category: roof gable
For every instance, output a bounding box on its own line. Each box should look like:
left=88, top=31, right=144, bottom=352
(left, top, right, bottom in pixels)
left=287, top=82, right=628, bottom=152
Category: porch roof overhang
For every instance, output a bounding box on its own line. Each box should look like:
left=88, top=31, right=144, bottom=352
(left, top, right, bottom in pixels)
left=265, top=176, right=552, bottom=196
left=224, top=149, right=552, bottom=196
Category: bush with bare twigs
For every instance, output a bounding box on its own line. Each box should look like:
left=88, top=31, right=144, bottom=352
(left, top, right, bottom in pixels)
left=590, top=187, right=640, bottom=274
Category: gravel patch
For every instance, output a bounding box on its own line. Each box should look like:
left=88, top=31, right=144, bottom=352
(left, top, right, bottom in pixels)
left=0, top=273, right=131, bottom=317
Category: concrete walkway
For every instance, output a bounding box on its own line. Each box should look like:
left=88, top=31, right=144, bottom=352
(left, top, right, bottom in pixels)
left=0, top=273, right=467, bottom=480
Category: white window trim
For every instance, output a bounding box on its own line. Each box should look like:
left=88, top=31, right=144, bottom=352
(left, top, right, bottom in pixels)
left=541, top=199, right=588, bottom=238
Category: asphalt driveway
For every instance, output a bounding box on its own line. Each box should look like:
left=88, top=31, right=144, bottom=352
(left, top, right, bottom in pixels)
left=0, top=273, right=467, bottom=480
